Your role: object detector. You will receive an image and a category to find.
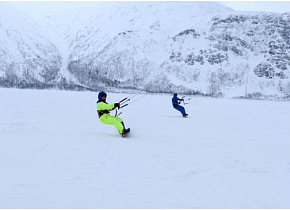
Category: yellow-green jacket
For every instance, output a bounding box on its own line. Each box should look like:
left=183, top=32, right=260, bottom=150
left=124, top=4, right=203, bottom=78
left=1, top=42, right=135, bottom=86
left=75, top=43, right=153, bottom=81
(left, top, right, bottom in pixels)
left=96, top=101, right=114, bottom=119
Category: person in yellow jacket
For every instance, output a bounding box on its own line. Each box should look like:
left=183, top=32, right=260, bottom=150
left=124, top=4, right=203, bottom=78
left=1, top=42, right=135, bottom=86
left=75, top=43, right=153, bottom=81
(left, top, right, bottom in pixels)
left=97, top=91, right=130, bottom=137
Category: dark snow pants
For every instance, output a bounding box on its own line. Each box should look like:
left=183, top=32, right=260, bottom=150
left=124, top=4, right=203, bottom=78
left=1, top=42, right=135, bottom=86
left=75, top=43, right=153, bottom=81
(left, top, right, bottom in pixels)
left=173, top=105, right=186, bottom=115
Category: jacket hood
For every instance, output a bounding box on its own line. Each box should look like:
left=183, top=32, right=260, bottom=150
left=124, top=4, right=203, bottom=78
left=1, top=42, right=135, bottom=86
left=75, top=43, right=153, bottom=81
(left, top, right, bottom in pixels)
left=98, top=91, right=107, bottom=102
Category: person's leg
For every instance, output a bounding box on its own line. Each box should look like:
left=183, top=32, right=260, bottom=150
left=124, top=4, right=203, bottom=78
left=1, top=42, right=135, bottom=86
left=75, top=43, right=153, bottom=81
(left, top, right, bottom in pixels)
left=114, top=116, right=127, bottom=130
left=174, top=105, right=186, bottom=115
left=180, top=106, right=186, bottom=115
left=101, top=116, right=124, bottom=133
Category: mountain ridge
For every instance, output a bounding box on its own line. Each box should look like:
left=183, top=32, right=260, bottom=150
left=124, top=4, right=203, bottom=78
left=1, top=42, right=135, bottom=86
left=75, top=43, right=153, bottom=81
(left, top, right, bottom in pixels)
left=1, top=2, right=289, bottom=99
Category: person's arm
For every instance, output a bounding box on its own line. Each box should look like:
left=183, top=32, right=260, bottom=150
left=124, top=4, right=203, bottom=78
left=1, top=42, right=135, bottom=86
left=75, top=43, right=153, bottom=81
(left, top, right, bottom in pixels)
left=177, top=97, right=184, bottom=101
left=97, top=102, right=115, bottom=111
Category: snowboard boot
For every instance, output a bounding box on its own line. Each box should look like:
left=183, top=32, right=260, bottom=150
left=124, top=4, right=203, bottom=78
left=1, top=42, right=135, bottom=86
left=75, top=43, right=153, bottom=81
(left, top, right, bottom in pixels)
left=121, top=128, right=130, bottom=137
left=183, top=114, right=188, bottom=118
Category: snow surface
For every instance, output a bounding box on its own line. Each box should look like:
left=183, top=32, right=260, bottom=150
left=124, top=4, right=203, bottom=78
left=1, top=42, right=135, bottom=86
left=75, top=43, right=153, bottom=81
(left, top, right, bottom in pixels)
left=0, top=88, right=290, bottom=208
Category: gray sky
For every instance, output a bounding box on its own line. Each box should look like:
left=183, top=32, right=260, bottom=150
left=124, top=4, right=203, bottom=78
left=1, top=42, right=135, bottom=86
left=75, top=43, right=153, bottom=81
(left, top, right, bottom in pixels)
left=221, top=1, right=290, bottom=13
left=7, top=1, right=290, bottom=14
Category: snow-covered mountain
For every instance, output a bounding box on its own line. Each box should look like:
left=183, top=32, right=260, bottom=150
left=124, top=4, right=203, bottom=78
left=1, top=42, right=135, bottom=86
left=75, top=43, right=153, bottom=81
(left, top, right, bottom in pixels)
left=1, top=1, right=290, bottom=98
left=0, top=2, right=62, bottom=88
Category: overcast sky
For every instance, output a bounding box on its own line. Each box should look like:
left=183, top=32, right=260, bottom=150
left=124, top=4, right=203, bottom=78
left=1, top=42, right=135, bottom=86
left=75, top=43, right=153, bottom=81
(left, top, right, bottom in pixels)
left=8, top=1, right=290, bottom=14
left=221, top=1, right=290, bottom=13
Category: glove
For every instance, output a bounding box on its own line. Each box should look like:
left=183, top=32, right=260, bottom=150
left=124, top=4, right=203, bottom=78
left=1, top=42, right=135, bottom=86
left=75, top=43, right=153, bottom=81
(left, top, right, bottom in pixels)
left=114, top=103, right=120, bottom=108
left=178, top=102, right=181, bottom=104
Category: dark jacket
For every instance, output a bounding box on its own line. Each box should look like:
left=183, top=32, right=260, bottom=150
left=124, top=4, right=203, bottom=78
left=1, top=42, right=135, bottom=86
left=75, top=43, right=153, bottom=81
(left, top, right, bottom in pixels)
left=172, top=93, right=183, bottom=106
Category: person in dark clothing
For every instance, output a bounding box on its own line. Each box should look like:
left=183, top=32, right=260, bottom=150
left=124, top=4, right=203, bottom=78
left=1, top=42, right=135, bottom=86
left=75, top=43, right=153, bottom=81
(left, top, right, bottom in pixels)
left=172, top=93, right=188, bottom=117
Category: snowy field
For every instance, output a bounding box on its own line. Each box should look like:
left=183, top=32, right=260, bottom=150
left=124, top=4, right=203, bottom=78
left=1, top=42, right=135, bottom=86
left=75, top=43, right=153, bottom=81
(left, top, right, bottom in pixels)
left=0, top=88, right=290, bottom=208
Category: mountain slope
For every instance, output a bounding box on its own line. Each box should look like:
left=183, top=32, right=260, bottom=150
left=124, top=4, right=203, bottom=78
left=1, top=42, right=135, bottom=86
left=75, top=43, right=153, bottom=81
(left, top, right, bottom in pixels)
left=65, top=2, right=290, bottom=98
left=1, top=2, right=290, bottom=98
left=0, top=2, right=62, bottom=87
left=67, top=2, right=234, bottom=91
